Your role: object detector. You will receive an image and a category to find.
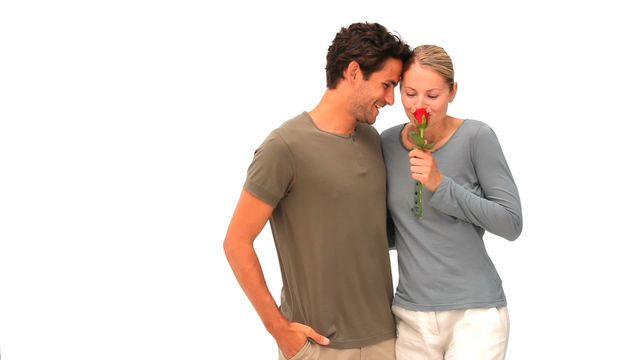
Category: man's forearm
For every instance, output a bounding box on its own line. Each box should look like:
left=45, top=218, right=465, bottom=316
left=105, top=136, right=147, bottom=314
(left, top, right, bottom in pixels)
left=224, top=240, right=287, bottom=332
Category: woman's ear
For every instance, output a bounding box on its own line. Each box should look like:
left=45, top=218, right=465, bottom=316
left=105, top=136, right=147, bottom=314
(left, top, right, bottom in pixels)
left=449, top=82, right=458, bottom=102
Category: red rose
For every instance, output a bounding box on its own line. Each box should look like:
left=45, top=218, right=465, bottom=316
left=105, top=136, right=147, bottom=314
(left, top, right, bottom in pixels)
left=413, top=108, right=429, bottom=127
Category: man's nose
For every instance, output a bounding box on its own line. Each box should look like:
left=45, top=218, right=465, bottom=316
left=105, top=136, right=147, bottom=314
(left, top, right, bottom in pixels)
left=385, top=90, right=395, bottom=106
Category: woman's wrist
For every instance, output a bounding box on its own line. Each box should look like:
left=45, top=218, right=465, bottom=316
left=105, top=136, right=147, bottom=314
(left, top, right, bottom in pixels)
left=426, top=173, right=443, bottom=192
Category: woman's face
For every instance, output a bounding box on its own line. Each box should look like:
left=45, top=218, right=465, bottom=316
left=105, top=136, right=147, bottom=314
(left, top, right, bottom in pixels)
left=401, top=64, right=457, bottom=126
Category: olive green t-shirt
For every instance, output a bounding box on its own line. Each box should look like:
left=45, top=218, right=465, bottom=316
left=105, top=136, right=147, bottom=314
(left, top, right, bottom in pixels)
left=244, top=112, right=395, bottom=349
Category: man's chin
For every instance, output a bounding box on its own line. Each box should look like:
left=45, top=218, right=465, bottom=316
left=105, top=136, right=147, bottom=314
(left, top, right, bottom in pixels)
left=357, top=116, right=376, bottom=125
left=357, top=120, right=373, bottom=126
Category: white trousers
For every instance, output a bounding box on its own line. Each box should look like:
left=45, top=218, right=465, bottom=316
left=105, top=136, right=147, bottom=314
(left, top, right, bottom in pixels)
left=392, top=305, right=509, bottom=360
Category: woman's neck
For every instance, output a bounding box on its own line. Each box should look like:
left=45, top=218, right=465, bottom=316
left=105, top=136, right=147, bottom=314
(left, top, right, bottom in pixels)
left=401, top=115, right=462, bottom=151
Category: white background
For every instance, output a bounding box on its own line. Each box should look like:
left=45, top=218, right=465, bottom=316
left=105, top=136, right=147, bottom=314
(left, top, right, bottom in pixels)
left=1, top=0, right=639, bottom=359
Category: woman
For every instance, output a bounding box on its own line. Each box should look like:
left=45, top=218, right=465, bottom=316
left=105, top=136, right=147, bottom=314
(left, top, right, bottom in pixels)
left=381, top=45, right=523, bottom=359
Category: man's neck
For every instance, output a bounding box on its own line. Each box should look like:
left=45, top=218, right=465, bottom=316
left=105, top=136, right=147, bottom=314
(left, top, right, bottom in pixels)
left=308, top=89, right=357, bottom=135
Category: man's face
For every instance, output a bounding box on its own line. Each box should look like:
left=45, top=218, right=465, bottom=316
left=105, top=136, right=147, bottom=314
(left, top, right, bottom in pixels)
left=352, top=58, right=403, bottom=125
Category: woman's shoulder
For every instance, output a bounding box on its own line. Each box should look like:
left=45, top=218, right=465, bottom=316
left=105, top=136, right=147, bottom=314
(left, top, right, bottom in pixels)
left=380, top=123, right=405, bottom=141
left=460, top=118, right=490, bottom=131
left=458, top=119, right=506, bottom=157
left=458, top=119, right=497, bottom=140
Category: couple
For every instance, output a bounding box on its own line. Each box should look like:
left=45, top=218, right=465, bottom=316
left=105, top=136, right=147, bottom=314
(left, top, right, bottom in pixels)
left=223, top=22, right=522, bottom=360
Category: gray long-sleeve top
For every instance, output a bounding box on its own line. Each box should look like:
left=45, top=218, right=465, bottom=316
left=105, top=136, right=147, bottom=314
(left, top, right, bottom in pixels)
left=381, top=119, right=522, bottom=311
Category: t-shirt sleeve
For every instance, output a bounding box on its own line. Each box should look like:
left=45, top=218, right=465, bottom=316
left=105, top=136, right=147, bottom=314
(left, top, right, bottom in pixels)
left=430, top=124, right=523, bottom=240
left=243, top=131, right=295, bottom=207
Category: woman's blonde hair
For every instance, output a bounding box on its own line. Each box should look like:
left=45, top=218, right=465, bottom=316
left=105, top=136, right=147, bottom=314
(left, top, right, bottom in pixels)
left=404, top=45, right=455, bottom=90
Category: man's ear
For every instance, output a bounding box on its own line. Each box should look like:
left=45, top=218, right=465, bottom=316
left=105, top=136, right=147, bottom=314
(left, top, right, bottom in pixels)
left=345, top=60, right=361, bottom=83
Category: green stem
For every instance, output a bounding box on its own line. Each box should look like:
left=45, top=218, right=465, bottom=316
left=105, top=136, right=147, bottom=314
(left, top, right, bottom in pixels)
left=413, top=127, right=426, bottom=218
left=413, top=180, right=424, bottom=218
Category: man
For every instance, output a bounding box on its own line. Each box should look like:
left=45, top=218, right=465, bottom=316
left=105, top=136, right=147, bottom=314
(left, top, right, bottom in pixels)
left=223, top=22, right=411, bottom=360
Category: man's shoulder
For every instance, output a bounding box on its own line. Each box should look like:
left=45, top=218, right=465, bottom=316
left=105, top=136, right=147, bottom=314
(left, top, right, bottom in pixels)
left=274, top=112, right=310, bottom=135
left=254, top=112, right=306, bottom=145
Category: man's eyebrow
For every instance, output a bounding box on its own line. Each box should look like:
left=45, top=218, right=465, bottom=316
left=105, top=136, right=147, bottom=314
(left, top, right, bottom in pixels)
left=387, top=80, right=398, bottom=87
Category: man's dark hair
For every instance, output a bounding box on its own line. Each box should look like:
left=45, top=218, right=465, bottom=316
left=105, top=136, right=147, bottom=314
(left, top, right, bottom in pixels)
left=325, top=22, right=411, bottom=89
